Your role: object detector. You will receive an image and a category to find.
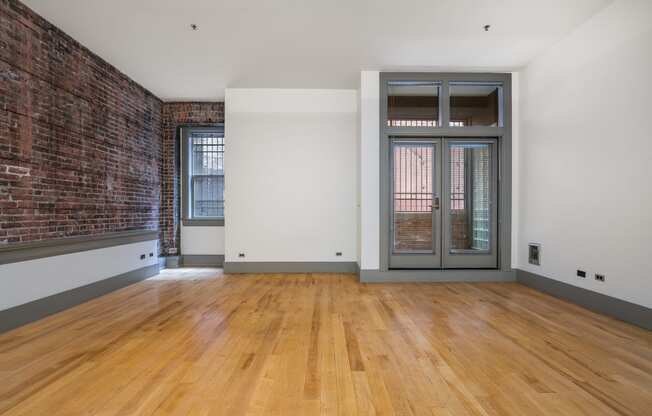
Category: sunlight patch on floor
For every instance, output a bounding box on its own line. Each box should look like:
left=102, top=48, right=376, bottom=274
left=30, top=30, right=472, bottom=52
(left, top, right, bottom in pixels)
left=150, top=267, right=223, bottom=281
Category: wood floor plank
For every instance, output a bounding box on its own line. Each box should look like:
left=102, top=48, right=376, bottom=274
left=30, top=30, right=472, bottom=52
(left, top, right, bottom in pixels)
left=0, top=270, right=650, bottom=416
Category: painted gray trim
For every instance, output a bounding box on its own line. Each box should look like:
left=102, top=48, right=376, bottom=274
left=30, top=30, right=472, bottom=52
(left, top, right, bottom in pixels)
left=0, top=230, right=159, bottom=266
left=180, top=125, right=225, bottom=226
left=182, top=218, right=225, bottom=226
left=517, top=269, right=652, bottom=331
left=182, top=255, right=224, bottom=267
left=378, top=72, right=512, bottom=272
left=165, top=256, right=180, bottom=268
left=0, top=264, right=159, bottom=334
left=360, top=269, right=516, bottom=283
left=224, top=262, right=358, bottom=273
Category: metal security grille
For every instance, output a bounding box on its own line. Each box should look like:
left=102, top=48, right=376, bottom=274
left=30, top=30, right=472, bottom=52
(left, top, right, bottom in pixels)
left=387, top=119, right=438, bottom=127
left=191, top=133, right=224, bottom=218
left=450, top=147, right=465, bottom=210
left=392, top=143, right=434, bottom=252
left=393, top=144, right=433, bottom=213
left=448, top=144, right=490, bottom=251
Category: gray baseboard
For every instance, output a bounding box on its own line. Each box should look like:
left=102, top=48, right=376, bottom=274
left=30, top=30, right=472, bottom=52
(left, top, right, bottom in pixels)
left=224, top=261, right=358, bottom=273
left=360, top=269, right=516, bottom=283
left=158, top=256, right=167, bottom=270
left=165, top=256, right=180, bottom=268
left=182, top=255, right=224, bottom=267
left=517, top=269, right=651, bottom=331
left=0, top=264, right=159, bottom=334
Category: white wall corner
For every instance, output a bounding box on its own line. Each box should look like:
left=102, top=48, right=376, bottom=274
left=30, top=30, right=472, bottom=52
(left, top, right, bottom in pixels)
left=359, top=71, right=381, bottom=270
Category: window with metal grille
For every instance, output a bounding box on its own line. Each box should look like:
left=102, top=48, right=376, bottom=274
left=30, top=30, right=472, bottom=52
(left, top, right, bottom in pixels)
left=190, top=132, right=224, bottom=218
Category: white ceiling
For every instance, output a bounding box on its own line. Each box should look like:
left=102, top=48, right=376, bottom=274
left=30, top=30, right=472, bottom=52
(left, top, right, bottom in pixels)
left=23, top=0, right=612, bottom=101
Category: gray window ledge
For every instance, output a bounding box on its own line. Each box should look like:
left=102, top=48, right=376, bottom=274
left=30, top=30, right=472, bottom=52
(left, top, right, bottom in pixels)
left=0, top=230, right=159, bottom=265
left=182, top=218, right=224, bottom=226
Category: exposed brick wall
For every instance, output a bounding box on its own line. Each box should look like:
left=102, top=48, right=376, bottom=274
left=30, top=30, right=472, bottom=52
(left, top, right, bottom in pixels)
left=394, top=211, right=470, bottom=251
left=394, top=213, right=432, bottom=251
left=160, top=102, right=224, bottom=255
left=0, top=0, right=162, bottom=244
left=450, top=210, right=470, bottom=249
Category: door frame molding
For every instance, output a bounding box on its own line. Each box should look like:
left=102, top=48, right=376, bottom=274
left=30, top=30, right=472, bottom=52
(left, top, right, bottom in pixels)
left=379, top=72, right=512, bottom=272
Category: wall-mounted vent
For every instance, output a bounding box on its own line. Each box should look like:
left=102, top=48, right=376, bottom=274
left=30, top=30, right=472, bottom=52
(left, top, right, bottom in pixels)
left=528, top=243, right=541, bottom=266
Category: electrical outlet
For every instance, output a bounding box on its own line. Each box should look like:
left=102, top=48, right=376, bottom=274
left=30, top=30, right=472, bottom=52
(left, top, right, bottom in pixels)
left=335, top=252, right=342, bottom=257
left=595, top=274, right=605, bottom=282
left=528, top=243, right=541, bottom=265
left=238, top=253, right=246, bottom=258
left=149, top=252, right=154, bottom=257
left=577, top=270, right=586, bottom=278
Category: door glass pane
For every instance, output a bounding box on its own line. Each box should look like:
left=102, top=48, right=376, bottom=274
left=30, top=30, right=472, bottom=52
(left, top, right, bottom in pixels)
left=387, top=81, right=440, bottom=127
left=449, top=82, right=502, bottom=127
left=393, top=143, right=434, bottom=252
left=448, top=143, right=491, bottom=252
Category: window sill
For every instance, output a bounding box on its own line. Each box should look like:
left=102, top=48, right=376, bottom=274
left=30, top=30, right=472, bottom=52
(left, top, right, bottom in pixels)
left=182, top=218, right=224, bottom=227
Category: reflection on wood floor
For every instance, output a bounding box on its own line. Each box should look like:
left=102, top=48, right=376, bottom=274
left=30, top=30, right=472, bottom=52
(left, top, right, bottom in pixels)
left=0, top=269, right=650, bottom=415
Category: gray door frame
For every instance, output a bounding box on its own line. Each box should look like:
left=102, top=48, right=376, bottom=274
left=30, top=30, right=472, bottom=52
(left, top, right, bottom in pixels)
left=379, top=72, right=512, bottom=272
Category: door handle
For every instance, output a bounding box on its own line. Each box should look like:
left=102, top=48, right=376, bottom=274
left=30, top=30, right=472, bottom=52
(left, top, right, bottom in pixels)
left=433, top=197, right=440, bottom=210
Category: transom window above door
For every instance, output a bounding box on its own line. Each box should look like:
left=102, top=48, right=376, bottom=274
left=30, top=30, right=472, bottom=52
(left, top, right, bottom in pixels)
left=384, top=75, right=506, bottom=130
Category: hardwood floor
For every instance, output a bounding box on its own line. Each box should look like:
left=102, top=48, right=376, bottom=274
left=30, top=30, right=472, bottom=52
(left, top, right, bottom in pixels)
left=0, top=269, right=650, bottom=416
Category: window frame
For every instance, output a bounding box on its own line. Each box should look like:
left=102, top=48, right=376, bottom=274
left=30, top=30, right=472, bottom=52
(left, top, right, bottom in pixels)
left=180, top=125, right=225, bottom=226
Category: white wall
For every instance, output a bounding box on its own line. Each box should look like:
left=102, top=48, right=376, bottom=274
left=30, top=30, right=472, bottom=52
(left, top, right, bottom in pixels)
left=518, top=0, right=652, bottom=308
left=180, top=225, right=224, bottom=256
left=224, top=89, right=358, bottom=263
left=0, top=240, right=158, bottom=311
left=359, top=71, right=381, bottom=270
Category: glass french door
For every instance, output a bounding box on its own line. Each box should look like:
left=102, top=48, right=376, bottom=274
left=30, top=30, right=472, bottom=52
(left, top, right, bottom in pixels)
left=389, top=138, right=498, bottom=269
left=390, top=140, right=441, bottom=268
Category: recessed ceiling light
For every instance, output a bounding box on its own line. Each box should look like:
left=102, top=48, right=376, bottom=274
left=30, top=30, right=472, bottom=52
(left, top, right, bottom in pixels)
left=484, top=24, right=491, bottom=32
left=190, top=24, right=199, bottom=31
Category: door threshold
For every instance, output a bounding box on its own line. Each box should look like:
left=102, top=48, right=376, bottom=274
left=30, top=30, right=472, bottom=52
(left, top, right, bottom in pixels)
left=360, top=269, right=515, bottom=283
